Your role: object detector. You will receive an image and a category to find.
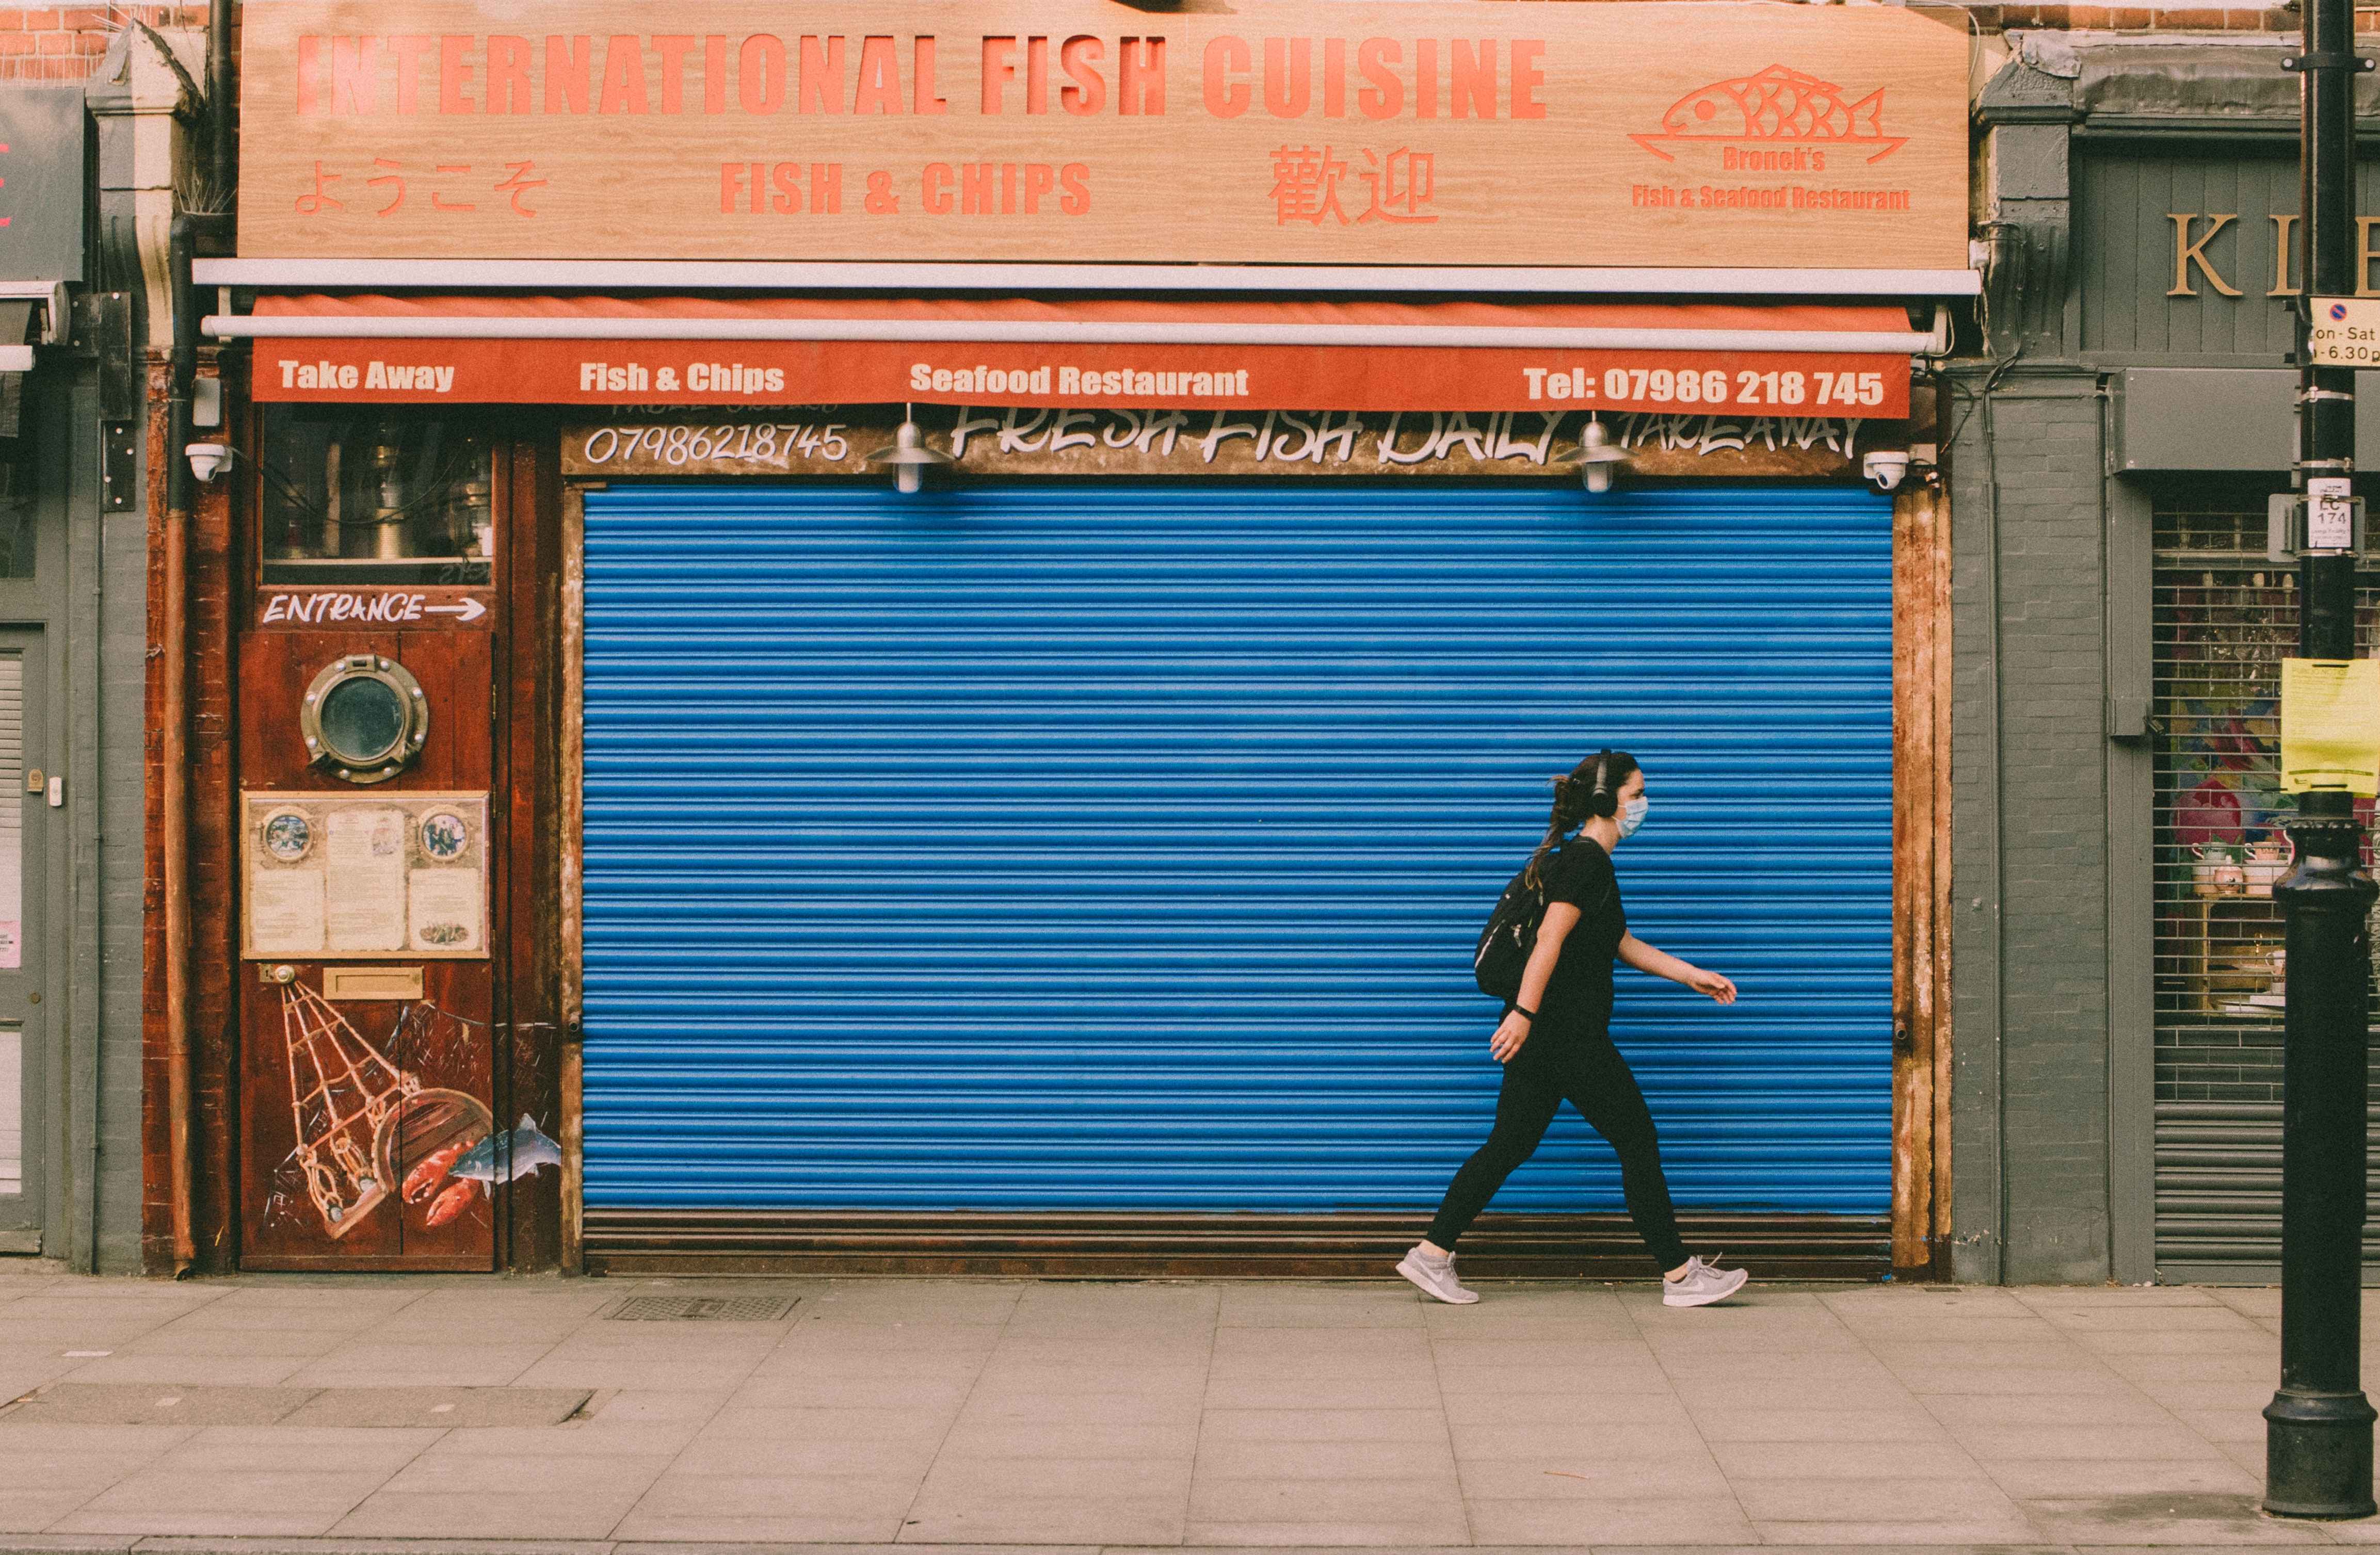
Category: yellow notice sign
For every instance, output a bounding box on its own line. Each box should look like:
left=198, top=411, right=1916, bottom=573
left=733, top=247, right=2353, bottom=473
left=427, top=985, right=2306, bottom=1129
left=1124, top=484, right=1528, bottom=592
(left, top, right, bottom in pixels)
left=2281, top=658, right=2380, bottom=794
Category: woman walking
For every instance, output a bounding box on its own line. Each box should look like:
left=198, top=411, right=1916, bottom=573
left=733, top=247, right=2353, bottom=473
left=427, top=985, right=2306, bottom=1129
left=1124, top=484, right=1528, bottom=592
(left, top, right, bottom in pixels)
left=1400, top=751, right=1748, bottom=1308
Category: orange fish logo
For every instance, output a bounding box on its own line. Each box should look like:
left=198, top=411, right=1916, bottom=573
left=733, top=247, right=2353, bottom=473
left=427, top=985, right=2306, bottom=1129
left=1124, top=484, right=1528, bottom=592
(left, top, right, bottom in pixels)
left=1632, top=64, right=1905, bottom=164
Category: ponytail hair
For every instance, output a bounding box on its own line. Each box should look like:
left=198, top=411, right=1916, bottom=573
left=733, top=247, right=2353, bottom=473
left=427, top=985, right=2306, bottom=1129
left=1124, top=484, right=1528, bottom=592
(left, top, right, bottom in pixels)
left=1522, top=749, right=1641, bottom=887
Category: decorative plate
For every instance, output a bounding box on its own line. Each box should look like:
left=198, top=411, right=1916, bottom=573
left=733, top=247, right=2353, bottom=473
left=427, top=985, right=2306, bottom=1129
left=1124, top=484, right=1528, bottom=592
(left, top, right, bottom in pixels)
left=263, top=810, right=312, bottom=862
left=420, top=810, right=470, bottom=862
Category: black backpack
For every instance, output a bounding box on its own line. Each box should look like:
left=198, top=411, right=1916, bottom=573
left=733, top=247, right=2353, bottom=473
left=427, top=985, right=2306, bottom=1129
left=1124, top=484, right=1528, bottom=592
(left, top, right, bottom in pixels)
left=1473, top=853, right=1551, bottom=1000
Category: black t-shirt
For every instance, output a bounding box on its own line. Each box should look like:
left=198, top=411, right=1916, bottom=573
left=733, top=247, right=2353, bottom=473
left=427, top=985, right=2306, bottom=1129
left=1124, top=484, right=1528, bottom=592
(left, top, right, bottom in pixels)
left=1533, top=838, right=1627, bottom=1037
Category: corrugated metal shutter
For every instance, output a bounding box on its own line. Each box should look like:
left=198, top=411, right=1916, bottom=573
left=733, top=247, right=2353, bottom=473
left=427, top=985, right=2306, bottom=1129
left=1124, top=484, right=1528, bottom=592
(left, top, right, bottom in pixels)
left=0, top=652, right=17, bottom=1200
left=2152, top=494, right=2380, bottom=1278
left=580, top=484, right=1891, bottom=1218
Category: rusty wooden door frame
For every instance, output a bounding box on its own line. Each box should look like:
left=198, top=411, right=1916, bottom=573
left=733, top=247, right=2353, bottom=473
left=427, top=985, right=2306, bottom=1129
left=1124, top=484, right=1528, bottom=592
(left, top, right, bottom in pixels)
left=1891, top=482, right=1954, bottom=1276
left=558, top=481, right=588, bottom=1277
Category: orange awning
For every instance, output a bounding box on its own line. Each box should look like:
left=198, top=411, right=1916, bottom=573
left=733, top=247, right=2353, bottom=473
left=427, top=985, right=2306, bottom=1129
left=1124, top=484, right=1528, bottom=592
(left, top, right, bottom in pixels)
left=219, top=294, right=1924, bottom=415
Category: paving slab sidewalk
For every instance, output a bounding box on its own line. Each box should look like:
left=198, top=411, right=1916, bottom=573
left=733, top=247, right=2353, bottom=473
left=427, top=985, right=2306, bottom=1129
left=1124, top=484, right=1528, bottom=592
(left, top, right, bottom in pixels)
left=1, top=1266, right=2374, bottom=1551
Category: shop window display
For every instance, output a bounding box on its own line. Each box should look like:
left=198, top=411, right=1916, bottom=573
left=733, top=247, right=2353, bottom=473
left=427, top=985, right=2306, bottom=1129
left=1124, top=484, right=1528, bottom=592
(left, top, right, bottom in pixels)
left=2152, top=490, right=2380, bottom=1104
left=256, top=405, right=492, bottom=586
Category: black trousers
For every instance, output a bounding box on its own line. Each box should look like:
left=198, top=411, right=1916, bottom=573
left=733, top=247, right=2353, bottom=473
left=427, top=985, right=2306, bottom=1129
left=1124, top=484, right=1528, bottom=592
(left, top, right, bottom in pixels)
left=1424, top=1029, right=1690, bottom=1273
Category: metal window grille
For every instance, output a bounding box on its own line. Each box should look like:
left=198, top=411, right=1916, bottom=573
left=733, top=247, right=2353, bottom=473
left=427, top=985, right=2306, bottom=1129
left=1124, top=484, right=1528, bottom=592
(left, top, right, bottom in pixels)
left=2152, top=495, right=2380, bottom=1276
left=2154, top=500, right=2380, bottom=1043
left=2161, top=499, right=2380, bottom=1056
left=2162, top=508, right=2295, bottom=1039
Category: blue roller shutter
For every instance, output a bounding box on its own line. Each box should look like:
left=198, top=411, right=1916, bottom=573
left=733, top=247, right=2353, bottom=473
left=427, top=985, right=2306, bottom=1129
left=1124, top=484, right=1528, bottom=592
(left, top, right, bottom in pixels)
left=581, top=484, right=1891, bottom=1216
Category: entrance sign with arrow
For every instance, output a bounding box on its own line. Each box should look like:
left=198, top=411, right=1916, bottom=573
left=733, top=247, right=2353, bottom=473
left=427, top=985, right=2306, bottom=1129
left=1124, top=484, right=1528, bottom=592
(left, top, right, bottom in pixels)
left=256, top=590, right=492, bottom=628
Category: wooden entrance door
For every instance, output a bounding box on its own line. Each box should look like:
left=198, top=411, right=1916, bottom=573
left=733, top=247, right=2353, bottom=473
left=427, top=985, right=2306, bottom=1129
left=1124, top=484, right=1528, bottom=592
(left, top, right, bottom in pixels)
left=236, top=627, right=497, bottom=1271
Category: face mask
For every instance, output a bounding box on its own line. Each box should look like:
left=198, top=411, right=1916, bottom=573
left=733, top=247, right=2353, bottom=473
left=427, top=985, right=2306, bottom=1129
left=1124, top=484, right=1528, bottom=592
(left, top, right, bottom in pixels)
left=1617, top=796, right=1649, bottom=839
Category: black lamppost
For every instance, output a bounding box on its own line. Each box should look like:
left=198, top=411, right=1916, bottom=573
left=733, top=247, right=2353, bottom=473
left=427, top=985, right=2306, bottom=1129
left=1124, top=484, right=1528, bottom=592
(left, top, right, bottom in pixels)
left=2265, top=0, right=2379, bottom=1518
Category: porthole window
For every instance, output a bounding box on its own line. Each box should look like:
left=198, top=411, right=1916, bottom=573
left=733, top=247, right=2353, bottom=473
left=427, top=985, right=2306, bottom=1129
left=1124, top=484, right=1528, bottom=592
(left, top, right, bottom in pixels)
left=301, top=654, right=428, bottom=784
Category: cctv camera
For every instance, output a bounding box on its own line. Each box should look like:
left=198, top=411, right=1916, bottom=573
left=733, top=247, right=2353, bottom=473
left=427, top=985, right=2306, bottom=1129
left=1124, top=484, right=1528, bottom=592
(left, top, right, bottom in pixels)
left=185, top=443, right=232, bottom=483
left=1862, top=450, right=1909, bottom=493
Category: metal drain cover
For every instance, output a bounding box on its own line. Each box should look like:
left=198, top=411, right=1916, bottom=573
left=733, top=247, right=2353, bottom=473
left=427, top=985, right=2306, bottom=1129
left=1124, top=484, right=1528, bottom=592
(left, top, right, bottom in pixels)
left=607, top=1293, right=799, bottom=1322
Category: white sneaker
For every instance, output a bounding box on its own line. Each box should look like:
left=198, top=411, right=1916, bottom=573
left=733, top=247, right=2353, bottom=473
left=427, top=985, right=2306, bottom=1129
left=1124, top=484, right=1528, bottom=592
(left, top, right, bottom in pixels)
left=1397, top=1246, right=1479, bottom=1304
left=1662, top=1255, right=1749, bottom=1308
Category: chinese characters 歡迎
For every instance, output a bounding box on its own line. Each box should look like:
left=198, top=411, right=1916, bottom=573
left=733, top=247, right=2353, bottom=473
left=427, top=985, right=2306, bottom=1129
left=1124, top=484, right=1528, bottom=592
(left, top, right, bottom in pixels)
left=1269, top=145, right=1348, bottom=226
left=296, top=159, right=547, bottom=219
left=1269, top=146, right=1438, bottom=228
left=1358, top=149, right=1436, bottom=225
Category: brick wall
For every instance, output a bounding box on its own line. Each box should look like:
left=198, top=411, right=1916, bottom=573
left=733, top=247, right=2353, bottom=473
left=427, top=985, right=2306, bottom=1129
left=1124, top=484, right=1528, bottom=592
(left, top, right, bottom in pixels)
left=1977, top=4, right=2299, bottom=28
left=0, top=4, right=203, bottom=85
left=1990, top=0, right=2380, bottom=30
left=0, top=0, right=2328, bottom=88
left=0, top=0, right=2328, bottom=91
left=2159, top=1025, right=2287, bottom=1103
left=1949, top=377, right=2121, bottom=1285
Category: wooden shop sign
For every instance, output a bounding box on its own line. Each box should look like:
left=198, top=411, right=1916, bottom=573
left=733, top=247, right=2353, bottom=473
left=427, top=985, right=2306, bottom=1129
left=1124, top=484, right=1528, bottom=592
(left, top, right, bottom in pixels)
left=559, top=404, right=1888, bottom=480
left=236, top=0, right=1968, bottom=268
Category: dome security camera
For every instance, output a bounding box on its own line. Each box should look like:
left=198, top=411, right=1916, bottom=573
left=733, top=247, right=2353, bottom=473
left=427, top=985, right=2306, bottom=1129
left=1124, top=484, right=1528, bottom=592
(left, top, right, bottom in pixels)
left=1862, top=449, right=1909, bottom=493
left=186, top=442, right=233, bottom=483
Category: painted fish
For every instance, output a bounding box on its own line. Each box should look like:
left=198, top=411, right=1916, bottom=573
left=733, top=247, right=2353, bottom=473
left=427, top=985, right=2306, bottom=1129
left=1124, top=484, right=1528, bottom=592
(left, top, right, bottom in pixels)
left=424, top=1178, right=481, bottom=1227
left=1631, top=65, right=1903, bottom=164
left=449, top=1115, right=563, bottom=1188
left=403, top=1140, right=472, bottom=1203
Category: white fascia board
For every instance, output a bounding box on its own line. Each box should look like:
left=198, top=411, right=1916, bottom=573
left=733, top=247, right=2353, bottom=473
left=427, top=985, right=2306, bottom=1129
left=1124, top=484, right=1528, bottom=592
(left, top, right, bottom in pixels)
left=194, top=257, right=1983, bottom=297
left=206, top=314, right=1936, bottom=353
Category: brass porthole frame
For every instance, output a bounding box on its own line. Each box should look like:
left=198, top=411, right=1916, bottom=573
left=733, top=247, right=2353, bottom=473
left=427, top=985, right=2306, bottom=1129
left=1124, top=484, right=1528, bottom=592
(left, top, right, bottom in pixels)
left=301, top=653, right=430, bottom=785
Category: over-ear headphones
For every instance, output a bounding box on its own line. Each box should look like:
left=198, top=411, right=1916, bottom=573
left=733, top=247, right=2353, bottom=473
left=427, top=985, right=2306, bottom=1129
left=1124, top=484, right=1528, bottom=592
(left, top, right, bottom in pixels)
left=1585, top=750, right=1617, bottom=819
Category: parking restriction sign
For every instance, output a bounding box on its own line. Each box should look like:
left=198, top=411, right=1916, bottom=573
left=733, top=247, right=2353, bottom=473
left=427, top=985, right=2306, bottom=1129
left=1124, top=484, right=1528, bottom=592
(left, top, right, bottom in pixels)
left=2308, top=298, right=2380, bottom=364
